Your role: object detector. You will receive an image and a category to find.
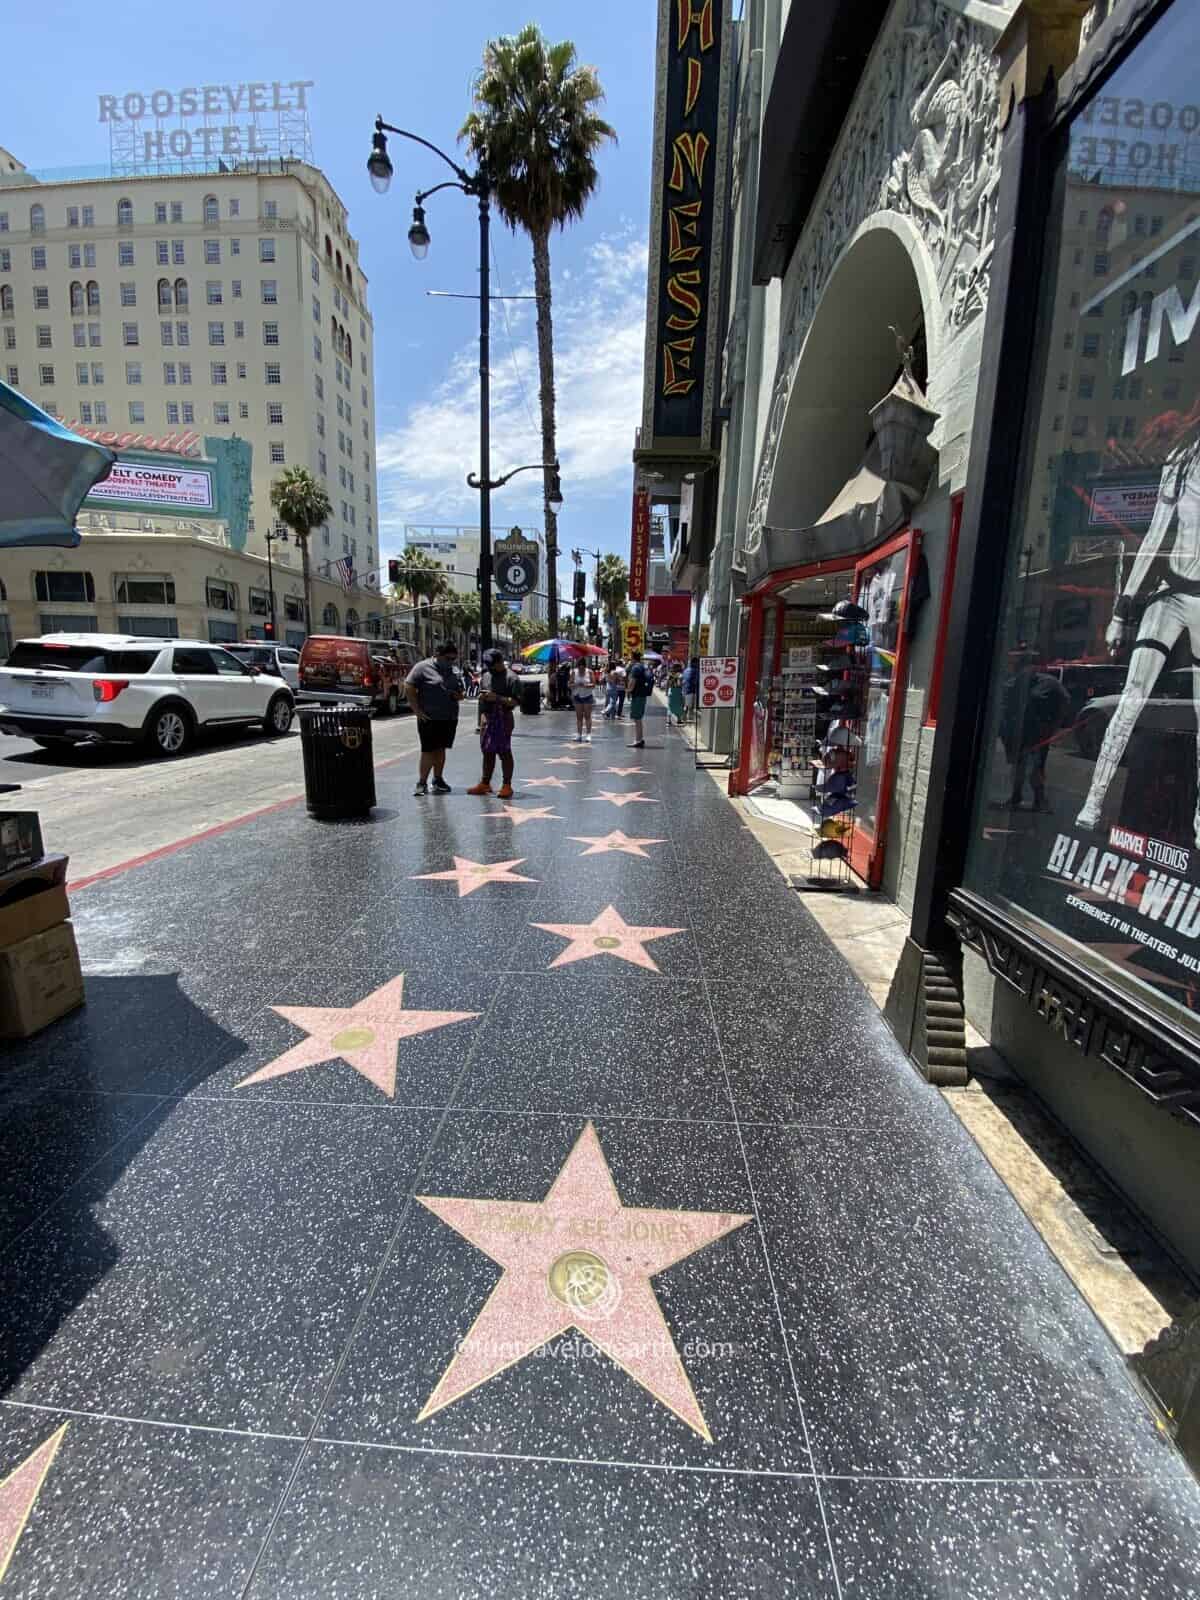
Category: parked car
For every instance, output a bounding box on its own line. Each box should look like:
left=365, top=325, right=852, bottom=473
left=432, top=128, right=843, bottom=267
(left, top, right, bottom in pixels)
left=227, top=641, right=302, bottom=693
left=0, top=634, right=295, bottom=756
left=1072, top=666, right=1197, bottom=760
left=298, top=635, right=417, bottom=714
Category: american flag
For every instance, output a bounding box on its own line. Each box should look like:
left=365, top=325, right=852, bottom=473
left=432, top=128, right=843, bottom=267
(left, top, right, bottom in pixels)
left=335, top=556, right=354, bottom=591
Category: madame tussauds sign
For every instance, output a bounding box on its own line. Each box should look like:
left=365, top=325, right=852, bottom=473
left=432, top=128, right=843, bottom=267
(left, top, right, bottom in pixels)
left=97, top=82, right=313, bottom=165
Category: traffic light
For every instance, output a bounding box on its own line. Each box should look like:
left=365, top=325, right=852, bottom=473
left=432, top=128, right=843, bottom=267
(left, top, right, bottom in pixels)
left=587, top=607, right=599, bottom=637
left=264, top=620, right=275, bottom=638
left=572, top=568, right=586, bottom=603
left=387, top=558, right=401, bottom=586
left=573, top=598, right=586, bottom=626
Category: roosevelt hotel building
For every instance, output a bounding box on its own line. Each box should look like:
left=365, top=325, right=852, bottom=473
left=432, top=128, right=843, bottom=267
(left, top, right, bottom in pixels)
left=0, top=143, right=382, bottom=648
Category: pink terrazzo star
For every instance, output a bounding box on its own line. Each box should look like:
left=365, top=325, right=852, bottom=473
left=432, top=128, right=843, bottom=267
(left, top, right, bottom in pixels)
left=0, top=1425, right=67, bottom=1584
left=417, top=1122, right=751, bottom=1440
left=236, top=976, right=480, bottom=1097
left=586, top=790, right=660, bottom=808
left=485, top=804, right=561, bottom=826
left=568, top=830, right=667, bottom=859
left=601, top=766, right=650, bottom=777
left=523, top=776, right=580, bottom=790
left=541, top=757, right=584, bottom=767
left=411, top=856, right=536, bottom=897
left=532, top=904, right=683, bottom=972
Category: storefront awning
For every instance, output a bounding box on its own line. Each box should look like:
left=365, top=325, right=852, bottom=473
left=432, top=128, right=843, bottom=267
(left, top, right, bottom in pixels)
left=745, top=471, right=916, bottom=593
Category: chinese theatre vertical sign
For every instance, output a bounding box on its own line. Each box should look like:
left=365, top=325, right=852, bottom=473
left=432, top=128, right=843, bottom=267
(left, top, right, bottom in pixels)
left=640, top=0, right=732, bottom=457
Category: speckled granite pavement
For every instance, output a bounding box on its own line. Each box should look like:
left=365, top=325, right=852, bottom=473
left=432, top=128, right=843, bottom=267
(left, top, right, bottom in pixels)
left=2, top=703, right=1199, bottom=1598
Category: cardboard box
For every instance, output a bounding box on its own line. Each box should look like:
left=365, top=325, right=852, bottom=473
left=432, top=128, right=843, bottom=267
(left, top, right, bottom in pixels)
left=0, top=813, right=44, bottom=875
left=0, top=922, right=85, bottom=1040
left=0, top=884, right=70, bottom=950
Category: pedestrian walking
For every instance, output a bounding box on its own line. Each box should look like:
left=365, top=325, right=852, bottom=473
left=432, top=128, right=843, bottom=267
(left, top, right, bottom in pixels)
left=667, top=664, right=685, bottom=726
left=469, top=649, right=521, bottom=797
left=627, top=650, right=654, bottom=749
left=404, top=641, right=464, bottom=797
left=604, top=658, right=626, bottom=720
left=681, top=656, right=699, bottom=723
left=571, top=660, right=597, bottom=742
left=555, top=658, right=571, bottom=713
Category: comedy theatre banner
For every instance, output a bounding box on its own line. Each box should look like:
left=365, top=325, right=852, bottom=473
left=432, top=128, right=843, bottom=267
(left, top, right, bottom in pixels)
left=638, top=0, right=732, bottom=459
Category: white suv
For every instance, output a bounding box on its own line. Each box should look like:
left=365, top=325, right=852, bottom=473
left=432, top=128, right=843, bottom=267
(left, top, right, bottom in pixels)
left=0, top=634, right=295, bottom=757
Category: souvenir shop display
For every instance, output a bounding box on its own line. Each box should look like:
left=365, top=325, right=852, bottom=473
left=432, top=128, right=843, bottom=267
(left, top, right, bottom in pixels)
left=794, top=599, right=869, bottom=891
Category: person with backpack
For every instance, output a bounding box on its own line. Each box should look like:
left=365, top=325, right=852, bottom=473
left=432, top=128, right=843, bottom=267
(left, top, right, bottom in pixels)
left=627, top=650, right=654, bottom=749
left=468, top=649, right=521, bottom=797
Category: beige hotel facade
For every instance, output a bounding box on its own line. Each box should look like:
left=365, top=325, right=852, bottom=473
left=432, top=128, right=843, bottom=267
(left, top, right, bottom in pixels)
left=0, top=142, right=388, bottom=651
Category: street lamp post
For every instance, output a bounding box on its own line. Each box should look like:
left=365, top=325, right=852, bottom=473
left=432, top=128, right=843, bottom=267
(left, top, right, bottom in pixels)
left=264, top=525, right=288, bottom=638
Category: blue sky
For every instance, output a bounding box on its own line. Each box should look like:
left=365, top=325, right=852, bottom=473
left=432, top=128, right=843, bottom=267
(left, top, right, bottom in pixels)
left=5, top=0, right=657, bottom=581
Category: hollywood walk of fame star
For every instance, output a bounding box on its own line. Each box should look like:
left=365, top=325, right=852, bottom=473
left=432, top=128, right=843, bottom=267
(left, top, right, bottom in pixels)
left=601, top=766, right=650, bottom=777
left=523, top=776, right=580, bottom=790
left=541, top=757, right=583, bottom=768
left=0, top=1425, right=67, bottom=1583
left=569, top=830, right=667, bottom=859
left=236, top=976, right=480, bottom=1097
left=532, top=904, right=683, bottom=972
left=485, top=804, right=561, bottom=826
left=586, top=790, right=661, bottom=809
left=417, top=1122, right=751, bottom=1440
left=411, top=856, right=536, bottom=897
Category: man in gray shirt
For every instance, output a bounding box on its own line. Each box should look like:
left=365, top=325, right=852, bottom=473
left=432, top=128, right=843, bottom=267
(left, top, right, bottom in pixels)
left=404, top=641, right=464, bottom=796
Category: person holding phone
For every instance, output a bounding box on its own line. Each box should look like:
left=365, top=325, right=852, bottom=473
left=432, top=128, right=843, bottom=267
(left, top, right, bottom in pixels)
left=469, top=649, right=520, bottom=797
left=571, top=660, right=596, bottom=742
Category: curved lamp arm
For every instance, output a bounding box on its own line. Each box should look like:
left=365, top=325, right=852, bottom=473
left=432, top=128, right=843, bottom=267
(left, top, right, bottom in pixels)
left=375, top=116, right=478, bottom=190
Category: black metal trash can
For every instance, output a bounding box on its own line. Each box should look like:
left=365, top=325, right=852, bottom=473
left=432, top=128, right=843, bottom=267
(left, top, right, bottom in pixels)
left=520, top=679, right=542, bottom=717
left=298, top=704, right=376, bottom=819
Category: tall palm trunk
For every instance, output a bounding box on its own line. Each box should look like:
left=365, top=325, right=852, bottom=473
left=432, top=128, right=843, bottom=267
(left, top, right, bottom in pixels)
left=298, top=533, right=313, bottom=639
left=532, top=225, right=559, bottom=632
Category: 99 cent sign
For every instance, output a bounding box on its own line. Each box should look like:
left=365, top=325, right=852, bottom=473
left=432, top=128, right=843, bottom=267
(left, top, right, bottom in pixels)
left=494, top=528, right=540, bottom=602
left=698, top=656, right=738, bottom=708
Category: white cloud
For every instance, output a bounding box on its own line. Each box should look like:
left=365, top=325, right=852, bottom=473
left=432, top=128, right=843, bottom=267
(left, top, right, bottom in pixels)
left=376, top=229, right=647, bottom=543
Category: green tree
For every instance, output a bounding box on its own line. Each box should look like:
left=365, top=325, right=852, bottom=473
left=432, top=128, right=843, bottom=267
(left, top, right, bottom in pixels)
left=595, top=553, right=629, bottom=627
left=269, top=467, right=333, bottom=637
left=461, top=26, right=616, bottom=627
left=389, top=547, right=448, bottom=653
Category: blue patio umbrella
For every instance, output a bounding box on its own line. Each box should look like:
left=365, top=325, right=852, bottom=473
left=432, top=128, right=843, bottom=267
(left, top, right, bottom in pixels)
left=0, top=378, right=116, bottom=549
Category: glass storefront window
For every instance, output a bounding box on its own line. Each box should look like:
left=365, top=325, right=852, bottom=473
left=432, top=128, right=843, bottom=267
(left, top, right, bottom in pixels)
left=855, top=544, right=907, bottom=846
left=966, top=0, right=1200, bottom=1024
left=749, top=602, right=778, bottom=781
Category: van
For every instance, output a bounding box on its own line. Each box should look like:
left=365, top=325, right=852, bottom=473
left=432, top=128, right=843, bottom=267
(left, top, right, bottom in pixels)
left=297, top=636, right=417, bottom=714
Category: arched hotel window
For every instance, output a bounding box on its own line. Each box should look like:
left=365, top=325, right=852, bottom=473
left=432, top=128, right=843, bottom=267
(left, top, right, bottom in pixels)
left=345, top=334, right=352, bottom=363
left=335, top=250, right=343, bottom=275
left=29, top=203, right=44, bottom=234
left=330, top=314, right=338, bottom=348
left=344, top=263, right=352, bottom=288
left=322, top=602, right=339, bottom=628
left=85, top=280, right=100, bottom=312
left=117, top=197, right=133, bottom=228
left=174, top=277, right=188, bottom=310
left=0, top=286, right=13, bottom=315
left=203, top=194, right=218, bottom=225
left=70, top=281, right=84, bottom=314
left=157, top=278, right=172, bottom=313
left=325, top=235, right=332, bottom=259
left=345, top=607, right=359, bottom=635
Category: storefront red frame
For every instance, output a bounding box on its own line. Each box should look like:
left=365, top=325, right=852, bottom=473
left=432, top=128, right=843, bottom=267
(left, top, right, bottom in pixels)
left=847, top=526, right=921, bottom=888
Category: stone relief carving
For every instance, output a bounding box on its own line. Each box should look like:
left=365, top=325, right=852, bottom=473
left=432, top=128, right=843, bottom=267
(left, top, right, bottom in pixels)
left=745, top=0, right=1006, bottom=549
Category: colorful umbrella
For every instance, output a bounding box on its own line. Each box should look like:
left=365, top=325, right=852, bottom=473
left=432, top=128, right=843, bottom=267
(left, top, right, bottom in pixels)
left=521, top=639, right=607, bottom=663
left=0, top=379, right=115, bottom=548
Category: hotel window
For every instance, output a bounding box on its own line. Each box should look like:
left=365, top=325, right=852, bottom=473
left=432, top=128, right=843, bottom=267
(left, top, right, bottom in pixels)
left=208, top=322, right=224, bottom=346
left=166, top=401, right=180, bottom=425
left=78, top=401, right=92, bottom=423
left=125, top=360, right=142, bottom=384
left=234, top=320, right=244, bottom=339
left=156, top=240, right=170, bottom=265
left=204, top=239, right=220, bottom=264
left=263, top=321, right=279, bottom=346
left=228, top=198, right=239, bottom=218
left=181, top=401, right=194, bottom=423
left=33, top=286, right=48, bottom=309
left=337, top=395, right=344, bottom=419
left=163, top=362, right=177, bottom=385
left=335, top=358, right=343, bottom=384
left=259, top=238, right=276, bottom=263
left=265, top=362, right=281, bottom=384
left=230, top=238, right=240, bottom=256
left=83, top=244, right=96, bottom=268
left=117, top=198, right=133, bottom=228
left=67, top=206, right=80, bottom=227
left=231, top=280, right=242, bottom=298
left=68, top=244, right=81, bottom=268
left=314, top=375, right=323, bottom=400
left=35, top=571, right=94, bottom=603
left=315, top=412, right=324, bottom=436
left=4, top=363, right=17, bottom=384
left=211, top=362, right=227, bottom=384
left=157, top=278, right=173, bottom=313
left=0, top=286, right=10, bottom=316
left=203, top=195, right=218, bottom=225
left=1082, top=332, right=1100, bottom=357
left=122, top=322, right=139, bottom=346
left=264, top=200, right=278, bottom=220
left=339, top=465, right=346, bottom=487
left=118, top=241, right=135, bottom=267
left=30, top=204, right=45, bottom=234
left=76, top=362, right=89, bottom=384
left=154, top=203, right=167, bottom=224
left=261, top=280, right=277, bottom=304
left=267, top=401, right=283, bottom=424
left=116, top=575, right=176, bottom=606
left=171, top=202, right=183, bottom=223
left=270, top=442, right=285, bottom=464
left=176, top=321, right=189, bottom=345
left=31, top=246, right=46, bottom=270
left=236, top=361, right=246, bottom=379
left=172, top=240, right=185, bottom=264
left=237, top=401, right=247, bottom=419
left=0, top=213, right=6, bottom=232
left=73, top=322, right=86, bottom=347
left=174, top=279, right=188, bottom=310
left=213, top=401, right=230, bottom=424
left=311, top=256, right=320, bottom=283
left=82, top=205, right=94, bottom=228
left=128, top=401, right=144, bottom=423
left=120, top=282, right=136, bottom=307
left=206, top=281, right=223, bottom=305
left=91, top=362, right=103, bottom=384
left=3, top=326, right=13, bottom=348
left=160, top=321, right=174, bottom=346
left=94, top=401, right=107, bottom=422
left=42, top=404, right=59, bottom=418
left=206, top=579, right=237, bottom=611
left=318, top=449, right=327, bottom=475
left=312, top=296, right=320, bottom=323
left=88, top=323, right=101, bottom=347
left=178, top=362, right=191, bottom=384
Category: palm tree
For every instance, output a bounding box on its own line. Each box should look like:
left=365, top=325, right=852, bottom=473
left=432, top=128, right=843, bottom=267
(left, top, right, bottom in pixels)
left=269, top=467, right=333, bottom=638
left=595, top=553, right=629, bottom=629
left=461, top=26, right=616, bottom=630
left=389, top=547, right=447, bottom=652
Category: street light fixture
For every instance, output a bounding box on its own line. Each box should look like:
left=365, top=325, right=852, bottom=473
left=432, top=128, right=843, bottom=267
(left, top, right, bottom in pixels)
left=367, top=127, right=394, bottom=193
left=407, top=204, right=430, bottom=260
left=264, top=524, right=289, bottom=638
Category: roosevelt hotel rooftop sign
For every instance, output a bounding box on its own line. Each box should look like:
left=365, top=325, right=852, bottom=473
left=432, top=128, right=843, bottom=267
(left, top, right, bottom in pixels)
left=99, top=81, right=314, bottom=174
